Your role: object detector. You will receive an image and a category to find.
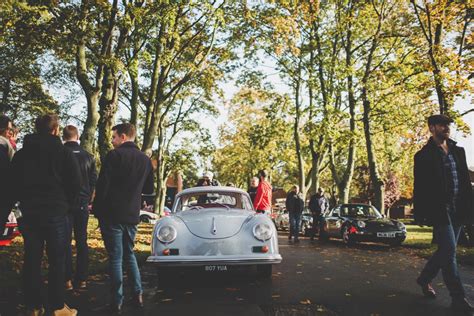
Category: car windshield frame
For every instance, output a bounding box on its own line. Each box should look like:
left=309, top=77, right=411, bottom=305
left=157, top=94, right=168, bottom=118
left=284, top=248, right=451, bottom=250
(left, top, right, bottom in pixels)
left=337, top=204, right=382, bottom=218
left=173, top=191, right=253, bottom=213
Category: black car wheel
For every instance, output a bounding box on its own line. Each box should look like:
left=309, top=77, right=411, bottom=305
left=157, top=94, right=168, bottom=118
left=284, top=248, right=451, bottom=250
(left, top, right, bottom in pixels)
left=257, top=264, right=272, bottom=279
left=342, top=226, right=355, bottom=245
left=140, top=215, right=151, bottom=223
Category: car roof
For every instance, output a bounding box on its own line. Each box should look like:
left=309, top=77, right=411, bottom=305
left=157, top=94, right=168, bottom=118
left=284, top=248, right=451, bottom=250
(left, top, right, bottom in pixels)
left=176, top=186, right=248, bottom=198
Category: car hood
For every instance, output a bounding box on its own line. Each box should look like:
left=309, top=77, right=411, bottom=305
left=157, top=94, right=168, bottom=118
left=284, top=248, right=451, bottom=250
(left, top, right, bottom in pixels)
left=351, top=218, right=400, bottom=231
left=176, top=209, right=253, bottom=239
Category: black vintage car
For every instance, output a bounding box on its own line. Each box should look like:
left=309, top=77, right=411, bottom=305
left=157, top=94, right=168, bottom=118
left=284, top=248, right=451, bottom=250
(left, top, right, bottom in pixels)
left=319, top=203, right=407, bottom=246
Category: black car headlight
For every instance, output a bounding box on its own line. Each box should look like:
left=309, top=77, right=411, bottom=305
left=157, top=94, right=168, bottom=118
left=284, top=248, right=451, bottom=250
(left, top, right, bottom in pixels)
left=157, top=225, right=177, bottom=243
left=396, top=221, right=406, bottom=231
left=253, top=223, right=273, bottom=241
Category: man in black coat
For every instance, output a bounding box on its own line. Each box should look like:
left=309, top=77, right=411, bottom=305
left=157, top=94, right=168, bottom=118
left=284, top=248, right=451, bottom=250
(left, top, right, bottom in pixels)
left=414, top=114, right=473, bottom=312
left=93, top=123, right=154, bottom=313
left=9, top=114, right=81, bottom=316
left=62, top=125, right=97, bottom=290
left=286, top=185, right=304, bottom=242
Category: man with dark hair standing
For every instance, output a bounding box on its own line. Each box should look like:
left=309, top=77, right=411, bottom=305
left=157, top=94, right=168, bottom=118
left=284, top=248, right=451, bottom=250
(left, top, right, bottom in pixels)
left=0, top=115, right=15, bottom=233
left=286, top=185, right=304, bottom=242
left=93, top=123, right=154, bottom=313
left=62, top=125, right=97, bottom=290
left=9, top=114, right=81, bottom=316
left=414, top=114, right=474, bottom=312
left=254, top=170, right=272, bottom=214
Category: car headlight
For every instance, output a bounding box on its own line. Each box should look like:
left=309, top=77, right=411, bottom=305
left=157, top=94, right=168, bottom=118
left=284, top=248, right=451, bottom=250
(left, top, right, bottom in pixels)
left=157, top=225, right=177, bottom=243
left=396, top=221, right=406, bottom=231
left=253, top=223, right=273, bottom=241
left=357, top=220, right=366, bottom=228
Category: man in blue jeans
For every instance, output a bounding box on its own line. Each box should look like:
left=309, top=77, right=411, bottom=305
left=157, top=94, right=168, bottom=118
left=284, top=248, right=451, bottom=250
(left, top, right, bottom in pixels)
left=63, top=125, right=97, bottom=290
left=93, top=123, right=154, bottom=314
left=414, top=114, right=474, bottom=312
left=286, top=185, right=304, bottom=242
left=9, top=114, right=81, bottom=316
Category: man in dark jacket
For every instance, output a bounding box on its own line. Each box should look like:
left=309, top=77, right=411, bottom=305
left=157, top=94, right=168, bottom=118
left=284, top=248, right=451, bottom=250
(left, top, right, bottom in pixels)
left=93, top=123, right=154, bottom=313
left=62, top=125, right=97, bottom=290
left=414, top=114, right=473, bottom=312
left=286, top=185, right=304, bottom=242
left=9, top=114, right=81, bottom=316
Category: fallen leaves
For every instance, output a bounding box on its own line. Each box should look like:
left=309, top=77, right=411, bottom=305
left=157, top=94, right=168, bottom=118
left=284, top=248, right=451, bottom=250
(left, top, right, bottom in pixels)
left=300, top=299, right=311, bottom=305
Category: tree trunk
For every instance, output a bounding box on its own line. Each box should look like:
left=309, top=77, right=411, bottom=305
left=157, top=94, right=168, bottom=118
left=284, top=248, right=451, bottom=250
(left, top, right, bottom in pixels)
left=293, top=74, right=305, bottom=194
left=362, top=97, right=385, bottom=213
left=80, top=93, right=100, bottom=154
left=361, top=2, right=385, bottom=213
left=98, top=68, right=120, bottom=161
left=129, top=61, right=139, bottom=127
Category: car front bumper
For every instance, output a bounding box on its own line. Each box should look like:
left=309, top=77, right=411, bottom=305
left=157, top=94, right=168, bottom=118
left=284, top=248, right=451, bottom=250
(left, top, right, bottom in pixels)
left=146, top=254, right=282, bottom=266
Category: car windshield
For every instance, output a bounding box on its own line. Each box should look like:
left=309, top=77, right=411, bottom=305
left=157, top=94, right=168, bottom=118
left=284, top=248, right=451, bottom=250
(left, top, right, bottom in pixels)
left=174, top=191, right=253, bottom=212
left=339, top=205, right=382, bottom=218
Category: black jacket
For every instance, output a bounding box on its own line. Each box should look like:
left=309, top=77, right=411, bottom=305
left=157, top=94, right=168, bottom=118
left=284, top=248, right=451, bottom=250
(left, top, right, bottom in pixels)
left=0, top=142, right=11, bottom=225
left=9, top=134, right=81, bottom=218
left=413, top=138, right=473, bottom=226
left=93, top=142, right=154, bottom=225
left=64, top=142, right=97, bottom=205
left=286, top=191, right=304, bottom=214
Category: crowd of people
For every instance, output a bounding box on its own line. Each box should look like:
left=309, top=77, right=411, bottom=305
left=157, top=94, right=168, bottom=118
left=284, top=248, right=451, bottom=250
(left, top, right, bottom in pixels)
left=0, top=114, right=153, bottom=316
left=0, top=113, right=473, bottom=314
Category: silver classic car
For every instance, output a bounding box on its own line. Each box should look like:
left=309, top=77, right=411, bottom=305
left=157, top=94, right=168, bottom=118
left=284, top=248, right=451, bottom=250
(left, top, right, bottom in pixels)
left=147, top=186, right=282, bottom=277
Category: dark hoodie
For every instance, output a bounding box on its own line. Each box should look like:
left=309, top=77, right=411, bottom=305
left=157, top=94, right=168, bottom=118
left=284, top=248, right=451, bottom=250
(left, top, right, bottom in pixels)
left=8, top=134, right=81, bottom=218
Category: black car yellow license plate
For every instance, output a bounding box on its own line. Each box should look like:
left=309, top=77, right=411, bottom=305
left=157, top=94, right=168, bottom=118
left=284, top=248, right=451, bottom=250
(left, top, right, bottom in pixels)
left=377, top=232, right=396, bottom=238
left=204, top=265, right=228, bottom=272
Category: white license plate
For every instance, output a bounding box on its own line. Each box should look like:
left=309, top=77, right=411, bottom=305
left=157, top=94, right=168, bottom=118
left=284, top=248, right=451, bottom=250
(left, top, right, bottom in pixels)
left=377, top=232, right=396, bottom=238
left=204, top=265, right=228, bottom=272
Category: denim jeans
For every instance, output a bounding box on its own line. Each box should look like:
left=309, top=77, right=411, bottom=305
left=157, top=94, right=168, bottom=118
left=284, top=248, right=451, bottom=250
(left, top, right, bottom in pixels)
left=418, top=212, right=465, bottom=299
left=99, top=220, right=142, bottom=305
left=20, top=215, right=69, bottom=311
left=65, top=201, right=90, bottom=282
left=289, top=211, right=302, bottom=238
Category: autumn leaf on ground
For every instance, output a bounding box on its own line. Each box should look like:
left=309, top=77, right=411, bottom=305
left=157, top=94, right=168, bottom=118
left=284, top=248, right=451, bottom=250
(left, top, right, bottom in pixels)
left=345, top=293, right=352, bottom=297
left=161, top=298, right=173, bottom=302
left=324, top=277, right=331, bottom=281
left=300, top=299, right=311, bottom=305
left=272, top=294, right=280, bottom=298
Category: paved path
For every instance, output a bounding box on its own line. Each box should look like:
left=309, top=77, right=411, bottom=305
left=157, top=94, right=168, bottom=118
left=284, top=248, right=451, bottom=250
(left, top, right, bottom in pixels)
left=2, top=234, right=474, bottom=315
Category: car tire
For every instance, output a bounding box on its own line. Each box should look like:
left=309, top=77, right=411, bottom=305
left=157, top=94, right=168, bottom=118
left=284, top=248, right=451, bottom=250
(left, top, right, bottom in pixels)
left=257, top=264, right=272, bottom=279
left=341, top=226, right=355, bottom=245
left=140, top=215, right=151, bottom=223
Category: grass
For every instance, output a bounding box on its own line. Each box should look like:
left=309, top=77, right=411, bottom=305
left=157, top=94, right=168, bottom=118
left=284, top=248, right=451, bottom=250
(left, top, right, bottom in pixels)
left=404, top=224, right=474, bottom=266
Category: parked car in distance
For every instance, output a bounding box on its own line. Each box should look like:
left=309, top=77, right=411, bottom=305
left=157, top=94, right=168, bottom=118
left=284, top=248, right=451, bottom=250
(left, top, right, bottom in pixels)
left=319, top=203, right=406, bottom=246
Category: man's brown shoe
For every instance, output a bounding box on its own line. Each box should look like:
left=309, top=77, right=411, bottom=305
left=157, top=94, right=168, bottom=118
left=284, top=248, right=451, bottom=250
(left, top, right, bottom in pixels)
left=132, top=293, right=144, bottom=308
left=416, top=279, right=436, bottom=298
left=52, top=304, right=77, bottom=316
left=65, top=280, right=73, bottom=291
